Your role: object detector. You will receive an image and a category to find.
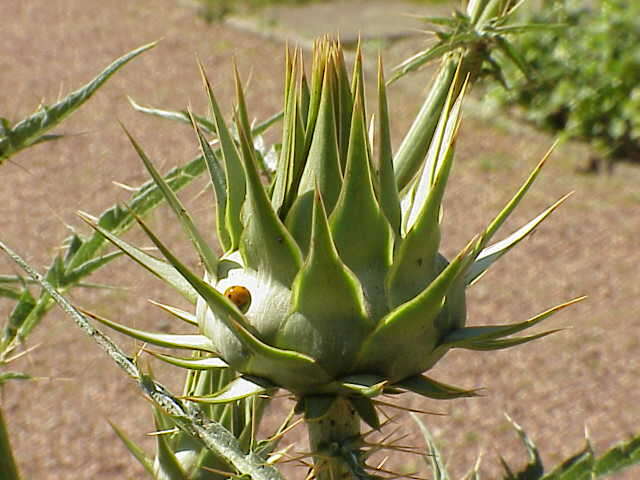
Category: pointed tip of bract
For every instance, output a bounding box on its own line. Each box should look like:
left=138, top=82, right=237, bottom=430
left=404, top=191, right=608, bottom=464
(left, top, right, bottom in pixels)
left=377, top=53, right=384, bottom=85
left=235, top=102, right=303, bottom=285
left=233, top=62, right=253, bottom=141
left=196, top=57, right=214, bottom=95
left=77, top=209, right=98, bottom=224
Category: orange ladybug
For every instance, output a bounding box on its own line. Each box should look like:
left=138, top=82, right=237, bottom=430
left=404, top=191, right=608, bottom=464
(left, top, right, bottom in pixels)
left=224, top=285, right=251, bottom=312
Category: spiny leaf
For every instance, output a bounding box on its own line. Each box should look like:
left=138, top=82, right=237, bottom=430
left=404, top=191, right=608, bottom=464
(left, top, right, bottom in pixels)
left=279, top=58, right=308, bottom=220
left=0, top=42, right=156, bottom=161
left=199, top=61, right=245, bottom=252
left=146, top=351, right=228, bottom=370
left=121, top=125, right=219, bottom=275
left=128, top=97, right=216, bottom=133
left=61, top=251, right=123, bottom=286
left=148, top=300, right=197, bottom=326
left=0, top=285, right=21, bottom=301
left=462, top=329, right=562, bottom=351
left=420, top=15, right=465, bottom=28
left=59, top=103, right=288, bottom=272
left=495, top=35, right=531, bottom=78
left=351, top=42, right=366, bottom=121
left=336, top=375, right=387, bottom=398
left=467, top=192, right=571, bottom=285
left=152, top=407, right=191, bottom=480
left=8, top=295, right=51, bottom=353
left=413, top=414, right=450, bottom=480
left=441, top=297, right=585, bottom=350
left=396, top=374, right=478, bottom=400
left=388, top=82, right=464, bottom=309
left=592, top=434, right=640, bottom=478
left=478, top=144, right=558, bottom=251
left=82, top=309, right=217, bottom=352
left=63, top=107, right=278, bottom=271
left=189, top=107, right=230, bottom=256
left=233, top=64, right=253, bottom=146
left=1, top=286, right=36, bottom=349
left=403, top=75, right=465, bottom=231
left=490, top=23, right=566, bottom=34
left=0, top=408, right=21, bottom=480
left=0, top=239, right=139, bottom=378
left=542, top=441, right=594, bottom=480
left=185, top=376, right=272, bottom=404
left=503, top=414, right=544, bottom=480
left=299, top=58, right=311, bottom=128
left=333, top=44, right=354, bottom=170
left=78, top=211, right=198, bottom=303
left=109, top=421, right=156, bottom=477
left=390, top=35, right=474, bottom=85
left=303, top=42, right=328, bottom=156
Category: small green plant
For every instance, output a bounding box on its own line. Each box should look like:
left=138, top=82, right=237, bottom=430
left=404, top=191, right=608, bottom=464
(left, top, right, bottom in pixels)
left=486, top=0, right=640, bottom=171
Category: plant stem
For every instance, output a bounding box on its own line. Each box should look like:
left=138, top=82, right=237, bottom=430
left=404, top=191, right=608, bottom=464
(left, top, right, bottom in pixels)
left=306, top=396, right=365, bottom=480
left=0, top=405, right=21, bottom=480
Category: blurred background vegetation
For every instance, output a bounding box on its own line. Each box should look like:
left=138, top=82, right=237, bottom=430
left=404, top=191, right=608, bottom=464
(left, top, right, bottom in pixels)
left=187, top=0, right=449, bottom=22
left=484, top=0, right=640, bottom=173
left=188, top=0, right=640, bottom=173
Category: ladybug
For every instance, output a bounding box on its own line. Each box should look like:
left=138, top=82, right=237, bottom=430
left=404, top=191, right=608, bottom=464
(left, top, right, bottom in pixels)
left=224, top=285, right=251, bottom=313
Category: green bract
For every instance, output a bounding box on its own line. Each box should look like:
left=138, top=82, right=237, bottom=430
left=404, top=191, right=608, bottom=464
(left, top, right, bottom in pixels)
left=85, top=39, right=579, bottom=425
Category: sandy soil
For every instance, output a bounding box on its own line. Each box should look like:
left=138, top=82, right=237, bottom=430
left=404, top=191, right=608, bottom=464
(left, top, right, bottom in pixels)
left=1, top=1, right=639, bottom=479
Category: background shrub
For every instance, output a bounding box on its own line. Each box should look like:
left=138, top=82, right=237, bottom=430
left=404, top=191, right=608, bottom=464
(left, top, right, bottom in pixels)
left=487, top=0, right=640, bottom=169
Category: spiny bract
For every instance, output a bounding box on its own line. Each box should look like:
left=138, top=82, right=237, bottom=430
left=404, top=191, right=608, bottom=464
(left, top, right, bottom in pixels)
left=86, top=38, right=580, bottom=425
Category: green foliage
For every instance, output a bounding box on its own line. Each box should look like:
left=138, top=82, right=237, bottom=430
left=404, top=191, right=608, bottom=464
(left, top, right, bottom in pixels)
left=0, top=43, right=154, bottom=480
left=415, top=415, right=640, bottom=479
left=0, top=43, right=156, bottom=164
left=499, top=415, right=640, bottom=479
left=390, top=0, right=536, bottom=187
left=487, top=0, right=640, bottom=165
left=390, top=0, right=531, bottom=85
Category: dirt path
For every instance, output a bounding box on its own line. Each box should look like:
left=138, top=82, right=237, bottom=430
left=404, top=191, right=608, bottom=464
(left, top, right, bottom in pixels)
left=1, top=1, right=639, bottom=479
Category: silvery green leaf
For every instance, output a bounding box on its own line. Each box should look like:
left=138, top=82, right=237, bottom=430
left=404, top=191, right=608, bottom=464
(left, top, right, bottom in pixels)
left=0, top=42, right=155, bottom=161
left=128, top=97, right=216, bottom=133
left=122, top=126, right=219, bottom=275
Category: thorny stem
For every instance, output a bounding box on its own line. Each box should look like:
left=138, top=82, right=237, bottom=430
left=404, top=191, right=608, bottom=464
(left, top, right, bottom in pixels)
left=306, top=397, right=371, bottom=480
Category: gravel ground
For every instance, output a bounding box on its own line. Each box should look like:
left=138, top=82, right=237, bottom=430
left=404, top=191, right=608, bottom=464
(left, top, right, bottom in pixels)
left=1, top=1, right=639, bottom=479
